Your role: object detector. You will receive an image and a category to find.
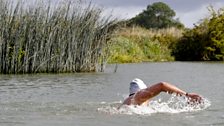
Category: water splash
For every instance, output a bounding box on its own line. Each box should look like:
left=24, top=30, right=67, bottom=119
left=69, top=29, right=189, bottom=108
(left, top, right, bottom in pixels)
left=98, top=95, right=211, bottom=116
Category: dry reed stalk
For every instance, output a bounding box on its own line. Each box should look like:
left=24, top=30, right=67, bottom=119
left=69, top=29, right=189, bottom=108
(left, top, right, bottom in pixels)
left=0, top=0, right=116, bottom=74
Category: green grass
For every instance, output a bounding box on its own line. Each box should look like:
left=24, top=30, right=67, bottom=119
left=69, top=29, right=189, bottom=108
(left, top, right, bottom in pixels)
left=108, top=36, right=145, bottom=63
left=108, top=26, right=182, bottom=63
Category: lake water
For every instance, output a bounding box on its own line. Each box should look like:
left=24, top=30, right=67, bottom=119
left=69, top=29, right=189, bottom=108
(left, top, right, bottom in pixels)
left=0, top=62, right=223, bottom=126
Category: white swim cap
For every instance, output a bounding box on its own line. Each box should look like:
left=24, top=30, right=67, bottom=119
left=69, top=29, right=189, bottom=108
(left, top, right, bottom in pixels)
left=129, top=78, right=147, bottom=95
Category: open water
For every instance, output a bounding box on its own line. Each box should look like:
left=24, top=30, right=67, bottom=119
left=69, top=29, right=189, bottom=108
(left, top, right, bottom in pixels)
left=0, top=62, right=223, bottom=126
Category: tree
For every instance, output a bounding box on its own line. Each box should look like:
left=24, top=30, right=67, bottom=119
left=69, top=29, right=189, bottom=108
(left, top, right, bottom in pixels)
left=206, top=9, right=224, bottom=60
left=129, top=2, right=184, bottom=29
left=171, top=22, right=209, bottom=61
left=172, top=7, right=224, bottom=61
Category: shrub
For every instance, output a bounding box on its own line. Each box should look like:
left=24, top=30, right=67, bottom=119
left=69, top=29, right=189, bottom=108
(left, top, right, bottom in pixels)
left=172, top=6, right=224, bottom=61
left=172, top=21, right=209, bottom=61
left=206, top=8, right=224, bottom=60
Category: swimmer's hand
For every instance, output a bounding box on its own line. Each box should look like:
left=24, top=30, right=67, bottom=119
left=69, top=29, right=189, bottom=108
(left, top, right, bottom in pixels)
left=186, top=93, right=202, bottom=103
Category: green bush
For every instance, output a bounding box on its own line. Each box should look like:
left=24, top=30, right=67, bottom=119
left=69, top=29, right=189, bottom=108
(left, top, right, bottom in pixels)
left=172, top=7, right=224, bottom=61
left=172, top=22, right=209, bottom=61
left=206, top=9, right=224, bottom=60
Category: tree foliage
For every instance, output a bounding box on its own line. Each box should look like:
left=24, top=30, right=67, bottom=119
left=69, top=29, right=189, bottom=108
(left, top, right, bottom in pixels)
left=206, top=8, right=224, bottom=60
left=129, top=2, right=184, bottom=29
left=172, top=7, right=224, bottom=61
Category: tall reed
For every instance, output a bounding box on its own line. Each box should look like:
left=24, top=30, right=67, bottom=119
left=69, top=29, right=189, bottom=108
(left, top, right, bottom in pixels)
left=0, top=0, right=116, bottom=74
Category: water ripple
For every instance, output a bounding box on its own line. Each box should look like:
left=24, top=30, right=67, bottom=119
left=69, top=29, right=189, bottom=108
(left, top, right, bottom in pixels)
left=98, top=95, right=211, bottom=116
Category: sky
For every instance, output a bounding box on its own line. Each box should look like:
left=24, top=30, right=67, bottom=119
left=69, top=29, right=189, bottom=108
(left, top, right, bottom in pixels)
left=85, top=0, right=224, bottom=28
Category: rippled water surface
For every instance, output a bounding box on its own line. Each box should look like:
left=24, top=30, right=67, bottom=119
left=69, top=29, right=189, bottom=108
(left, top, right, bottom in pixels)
left=0, top=62, right=223, bottom=126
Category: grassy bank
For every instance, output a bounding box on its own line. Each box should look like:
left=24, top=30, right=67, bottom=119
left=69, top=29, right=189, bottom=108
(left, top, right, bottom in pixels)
left=0, top=0, right=116, bottom=74
left=108, top=26, right=183, bottom=63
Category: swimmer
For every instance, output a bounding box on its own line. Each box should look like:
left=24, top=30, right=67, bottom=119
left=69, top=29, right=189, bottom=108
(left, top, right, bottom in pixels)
left=122, top=78, right=202, bottom=106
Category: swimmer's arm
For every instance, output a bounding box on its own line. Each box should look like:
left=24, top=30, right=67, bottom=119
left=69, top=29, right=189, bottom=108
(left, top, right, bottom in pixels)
left=135, top=82, right=186, bottom=103
left=135, top=82, right=201, bottom=104
left=159, top=82, right=187, bottom=96
left=158, top=82, right=202, bottom=102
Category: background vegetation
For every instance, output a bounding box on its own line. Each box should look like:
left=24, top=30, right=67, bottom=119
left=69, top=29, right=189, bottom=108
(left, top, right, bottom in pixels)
left=108, top=3, right=224, bottom=63
left=128, top=2, right=184, bottom=29
left=172, top=7, right=224, bottom=61
left=108, top=27, right=182, bottom=63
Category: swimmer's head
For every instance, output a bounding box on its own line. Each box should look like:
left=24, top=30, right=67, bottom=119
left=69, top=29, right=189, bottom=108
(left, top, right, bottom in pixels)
left=129, top=78, right=147, bottom=95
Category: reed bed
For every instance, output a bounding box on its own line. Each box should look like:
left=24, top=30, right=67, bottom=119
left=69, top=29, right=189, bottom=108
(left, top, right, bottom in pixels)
left=118, top=26, right=183, bottom=41
left=0, top=0, right=116, bottom=74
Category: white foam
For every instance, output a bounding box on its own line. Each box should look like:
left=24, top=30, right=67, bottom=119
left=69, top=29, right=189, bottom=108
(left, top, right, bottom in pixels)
left=97, top=95, right=211, bottom=116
